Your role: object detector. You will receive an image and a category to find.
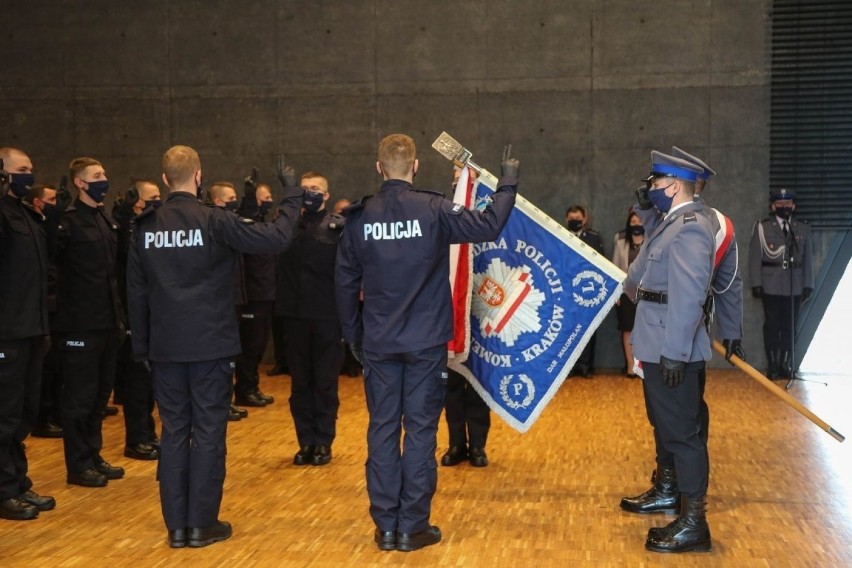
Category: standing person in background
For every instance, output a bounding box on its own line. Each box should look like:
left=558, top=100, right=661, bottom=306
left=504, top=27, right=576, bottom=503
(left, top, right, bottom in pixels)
left=565, top=205, right=605, bottom=377
left=55, top=157, right=125, bottom=488
left=277, top=169, right=345, bottom=467
left=335, top=134, right=518, bottom=552
left=611, top=209, right=644, bottom=377
left=748, top=188, right=813, bottom=380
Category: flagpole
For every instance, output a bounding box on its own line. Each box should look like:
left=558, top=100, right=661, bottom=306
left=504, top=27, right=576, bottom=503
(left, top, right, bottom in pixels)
left=711, top=340, right=844, bottom=443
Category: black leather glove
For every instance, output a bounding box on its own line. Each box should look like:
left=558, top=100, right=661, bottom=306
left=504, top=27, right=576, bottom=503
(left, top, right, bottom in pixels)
left=723, top=339, right=746, bottom=362
left=635, top=184, right=653, bottom=210
left=243, top=167, right=259, bottom=199
left=326, top=213, right=345, bottom=230
left=56, top=175, right=72, bottom=212
left=276, top=155, right=298, bottom=189
left=500, top=144, right=519, bottom=179
left=801, top=287, right=813, bottom=302
left=349, top=343, right=363, bottom=365
left=303, top=188, right=324, bottom=212
left=752, top=286, right=763, bottom=299
left=660, top=355, right=685, bottom=387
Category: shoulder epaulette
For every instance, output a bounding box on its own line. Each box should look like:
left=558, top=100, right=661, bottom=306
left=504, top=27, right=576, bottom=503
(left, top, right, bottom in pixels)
left=342, top=195, right=373, bottom=215
left=585, top=228, right=600, bottom=236
left=683, top=212, right=697, bottom=223
left=412, top=188, right=445, bottom=198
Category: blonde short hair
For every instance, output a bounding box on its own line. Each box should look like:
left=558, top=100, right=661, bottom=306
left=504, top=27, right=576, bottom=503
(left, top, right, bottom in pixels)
left=378, top=134, right=416, bottom=178
left=162, top=145, right=200, bottom=186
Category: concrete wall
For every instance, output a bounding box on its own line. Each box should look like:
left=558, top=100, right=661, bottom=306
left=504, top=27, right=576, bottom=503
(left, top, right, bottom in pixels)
left=2, top=0, right=778, bottom=369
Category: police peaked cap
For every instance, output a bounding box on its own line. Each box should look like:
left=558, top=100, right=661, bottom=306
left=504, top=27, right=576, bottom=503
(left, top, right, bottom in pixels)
left=671, top=146, right=716, bottom=180
left=649, top=150, right=703, bottom=183
left=769, top=187, right=796, bottom=201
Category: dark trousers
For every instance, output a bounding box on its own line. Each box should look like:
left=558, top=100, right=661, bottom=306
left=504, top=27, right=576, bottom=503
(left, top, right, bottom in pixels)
left=36, top=333, right=61, bottom=426
left=235, top=301, right=273, bottom=398
left=0, top=336, right=44, bottom=500
left=575, top=334, right=596, bottom=371
left=270, top=314, right=288, bottom=371
left=444, top=369, right=490, bottom=449
left=652, top=366, right=710, bottom=468
left=762, top=293, right=801, bottom=352
left=363, top=344, right=447, bottom=534
left=284, top=317, right=344, bottom=447
left=151, top=358, right=232, bottom=531
left=59, top=330, right=119, bottom=474
left=116, top=336, right=156, bottom=446
left=642, top=360, right=708, bottom=499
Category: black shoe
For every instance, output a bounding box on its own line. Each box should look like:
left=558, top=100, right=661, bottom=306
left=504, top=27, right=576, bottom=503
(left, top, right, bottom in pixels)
left=234, top=392, right=268, bottom=407
left=232, top=405, right=248, bottom=418
left=396, top=525, right=442, bottom=552
left=374, top=529, right=396, bottom=551
left=293, top=446, right=315, bottom=466
left=469, top=447, right=489, bottom=467
left=94, top=460, right=125, bottom=480
left=67, top=468, right=108, bottom=487
left=168, top=528, right=188, bottom=548
left=0, top=497, right=39, bottom=520
left=125, top=442, right=160, bottom=460
left=188, top=520, right=232, bottom=548
left=267, top=365, right=288, bottom=376
left=32, top=421, right=63, bottom=438
left=18, top=490, right=55, bottom=511
left=312, top=445, right=332, bottom=466
left=620, top=465, right=680, bottom=515
left=645, top=497, right=712, bottom=553
left=102, top=405, right=119, bottom=417
left=227, top=405, right=244, bottom=421
left=255, top=389, right=274, bottom=404
left=440, top=446, right=467, bottom=466
left=148, top=436, right=161, bottom=449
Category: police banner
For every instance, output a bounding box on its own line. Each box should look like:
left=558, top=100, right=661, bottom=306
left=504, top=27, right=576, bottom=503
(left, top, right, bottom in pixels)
left=448, top=176, right=625, bottom=433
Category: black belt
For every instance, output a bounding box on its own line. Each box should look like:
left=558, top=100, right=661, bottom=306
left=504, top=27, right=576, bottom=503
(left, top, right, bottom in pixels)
left=763, top=261, right=795, bottom=268
left=637, top=288, right=667, bottom=304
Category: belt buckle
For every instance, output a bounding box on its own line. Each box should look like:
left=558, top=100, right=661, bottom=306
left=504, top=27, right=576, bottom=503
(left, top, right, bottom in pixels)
left=782, top=260, right=788, bottom=269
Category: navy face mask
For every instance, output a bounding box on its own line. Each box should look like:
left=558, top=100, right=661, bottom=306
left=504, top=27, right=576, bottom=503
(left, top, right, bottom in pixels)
left=9, top=173, right=35, bottom=198
left=259, top=200, right=273, bottom=217
left=648, top=182, right=675, bottom=213
left=145, top=198, right=163, bottom=211
left=630, top=225, right=645, bottom=236
left=567, top=219, right=583, bottom=232
left=224, top=200, right=239, bottom=213
left=84, top=180, right=110, bottom=203
left=775, top=206, right=793, bottom=219
left=41, top=202, right=60, bottom=224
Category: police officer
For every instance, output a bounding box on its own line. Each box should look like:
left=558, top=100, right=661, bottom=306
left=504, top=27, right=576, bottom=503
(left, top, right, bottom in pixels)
left=113, top=180, right=162, bottom=460
left=565, top=204, right=605, bottom=377
left=624, top=151, right=716, bottom=553
left=126, top=145, right=311, bottom=548
left=621, top=147, right=745, bottom=518
left=26, top=183, right=64, bottom=439
left=234, top=175, right=276, bottom=408
left=335, top=134, right=518, bottom=552
left=441, top=167, right=491, bottom=469
left=207, top=182, right=249, bottom=422
left=748, top=188, right=813, bottom=379
left=55, top=157, right=125, bottom=488
left=277, top=169, right=345, bottom=467
left=0, top=147, right=55, bottom=520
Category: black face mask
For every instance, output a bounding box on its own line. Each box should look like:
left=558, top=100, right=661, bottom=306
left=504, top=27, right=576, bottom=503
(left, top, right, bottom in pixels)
left=196, top=174, right=204, bottom=201
left=630, top=225, right=645, bottom=236
left=567, top=219, right=584, bottom=232
left=145, top=198, right=163, bottom=211
left=9, top=173, right=35, bottom=198
left=775, top=206, right=793, bottom=220
left=42, top=202, right=61, bottom=225
left=224, top=200, right=239, bottom=213
left=258, top=200, right=273, bottom=217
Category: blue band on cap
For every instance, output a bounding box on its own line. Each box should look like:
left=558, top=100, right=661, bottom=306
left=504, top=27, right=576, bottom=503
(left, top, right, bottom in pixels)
left=697, top=170, right=711, bottom=180
left=651, top=163, right=700, bottom=182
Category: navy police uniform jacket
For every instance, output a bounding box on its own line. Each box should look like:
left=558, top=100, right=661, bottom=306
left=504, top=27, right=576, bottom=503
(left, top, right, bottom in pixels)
left=53, top=199, right=121, bottom=333
left=126, top=190, right=302, bottom=363
left=748, top=215, right=813, bottom=296
left=0, top=193, right=49, bottom=340
left=627, top=200, right=715, bottom=363
left=276, top=209, right=342, bottom=321
left=335, top=176, right=517, bottom=354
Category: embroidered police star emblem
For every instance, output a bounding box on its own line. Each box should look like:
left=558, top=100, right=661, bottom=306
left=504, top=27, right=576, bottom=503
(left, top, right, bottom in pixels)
left=471, top=258, right=545, bottom=347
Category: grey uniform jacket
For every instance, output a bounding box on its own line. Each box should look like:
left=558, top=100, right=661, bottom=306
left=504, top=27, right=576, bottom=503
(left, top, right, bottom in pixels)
left=633, top=197, right=743, bottom=341
left=627, top=200, right=716, bottom=363
left=748, top=216, right=813, bottom=296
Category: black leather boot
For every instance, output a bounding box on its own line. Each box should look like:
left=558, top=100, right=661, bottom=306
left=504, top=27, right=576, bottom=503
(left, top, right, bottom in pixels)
left=780, top=350, right=793, bottom=380
left=620, top=464, right=680, bottom=514
left=645, top=496, right=712, bottom=553
left=767, top=350, right=780, bottom=379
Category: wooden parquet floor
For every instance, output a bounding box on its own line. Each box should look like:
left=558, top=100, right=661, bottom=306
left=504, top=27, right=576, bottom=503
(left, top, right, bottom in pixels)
left=1, top=368, right=851, bottom=567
